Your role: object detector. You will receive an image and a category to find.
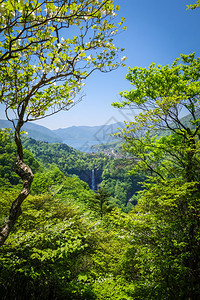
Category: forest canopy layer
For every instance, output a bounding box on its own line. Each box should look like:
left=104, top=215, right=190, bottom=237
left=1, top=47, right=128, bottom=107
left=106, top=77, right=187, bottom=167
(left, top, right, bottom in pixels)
left=0, top=1, right=200, bottom=299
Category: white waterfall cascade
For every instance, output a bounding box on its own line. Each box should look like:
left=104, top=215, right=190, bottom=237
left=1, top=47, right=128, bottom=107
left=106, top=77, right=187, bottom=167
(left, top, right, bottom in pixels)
left=91, top=169, right=95, bottom=191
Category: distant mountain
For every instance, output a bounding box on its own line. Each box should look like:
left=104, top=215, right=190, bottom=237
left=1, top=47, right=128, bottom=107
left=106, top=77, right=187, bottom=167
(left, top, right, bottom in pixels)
left=0, top=119, right=124, bottom=151
left=0, top=119, right=62, bottom=143
left=91, top=111, right=200, bottom=153
left=53, top=122, right=124, bottom=151
left=1, top=112, right=199, bottom=152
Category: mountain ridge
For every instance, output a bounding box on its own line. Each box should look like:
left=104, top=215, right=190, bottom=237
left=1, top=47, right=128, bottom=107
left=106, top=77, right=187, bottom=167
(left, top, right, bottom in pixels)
left=1, top=112, right=198, bottom=152
left=0, top=119, right=124, bottom=151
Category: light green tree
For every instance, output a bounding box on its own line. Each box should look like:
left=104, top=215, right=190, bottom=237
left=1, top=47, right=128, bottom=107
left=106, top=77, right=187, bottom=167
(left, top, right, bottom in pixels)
left=113, top=53, right=200, bottom=298
left=0, top=0, right=126, bottom=246
left=113, top=53, right=200, bottom=183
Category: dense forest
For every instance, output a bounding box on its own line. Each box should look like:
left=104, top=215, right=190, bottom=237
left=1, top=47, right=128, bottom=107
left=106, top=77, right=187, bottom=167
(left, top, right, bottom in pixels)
left=22, top=136, right=142, bottom=210
left=0, top=0, right=200, bottom=299
left=0, top=129, right=143, bottom=299
left=1, top=99, right=200, bottom=299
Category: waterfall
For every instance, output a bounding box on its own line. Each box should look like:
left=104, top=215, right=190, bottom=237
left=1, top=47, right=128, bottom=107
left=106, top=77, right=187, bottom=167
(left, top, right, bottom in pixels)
left=91, top=169, right=95, bottom=191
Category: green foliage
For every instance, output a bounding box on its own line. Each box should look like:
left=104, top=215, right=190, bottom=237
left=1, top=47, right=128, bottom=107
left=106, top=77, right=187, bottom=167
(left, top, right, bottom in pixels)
left=111, top=53, right=200, bottom=299
left=0, top=188, right=21, bottom=227
left=23, top=136, right=142, bottom=209
left=31, top=165, right=65, bottom=195
left=0, top=0, right=126, bottom=124
left=0, top=134, right=135, bottom=298
left=0, top=193, right=97, bottom=299
left=187, top=0, right=200, bottom=10
left=113, top=53, right=200, bottom=183
left=0, top=130, right=40, bottom=187
left=0, top=0, right=127, bottom=246
left=89, top=188, right=114, bottom=219
left=101, top=158, right=143, bottom=210
left=0, top=129, right=141, bottom=213
left=124, top=179, right=200, bottom=299
left=92, top=275, right=134, bottom=300
left=22, top=136, right=110, bottom=174
left=0, top=188, right=133, bottom=299
left=2, top=4, right=200, bottom=300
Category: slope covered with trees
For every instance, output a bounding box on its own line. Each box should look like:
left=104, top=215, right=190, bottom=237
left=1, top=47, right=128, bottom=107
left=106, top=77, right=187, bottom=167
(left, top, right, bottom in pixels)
left=1, top=1, right=200, bottom=299
left=22, top=136, right=142, bottom=211
left=112, top=52, right=200, bottom=299
left=0, top=0, right=126, bottom=245
left=0, top=130, right=138, bottom=300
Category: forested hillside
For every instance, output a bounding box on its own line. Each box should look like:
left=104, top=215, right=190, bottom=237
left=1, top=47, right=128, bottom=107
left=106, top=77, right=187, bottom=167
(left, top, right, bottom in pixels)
left=22, top=136, right=142, bottom=211
left=0, top=119, right=63, bottom=143
left=0, top=132, right=135, bottom=299
left=0, top=119, right=123, bottom=150
left=0, top=0, right=200, bottom=299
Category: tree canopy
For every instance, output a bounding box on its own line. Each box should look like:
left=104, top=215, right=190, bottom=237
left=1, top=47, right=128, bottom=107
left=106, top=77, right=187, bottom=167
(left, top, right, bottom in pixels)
left=113, top=53, right=200, bottom=182
left=112, top=52, right=200, bottom=299
left=0, top=0, right=126, bottom=246
left=0, top=0, right=126, bottom=123
left=1, top=2, right=200, bottom=299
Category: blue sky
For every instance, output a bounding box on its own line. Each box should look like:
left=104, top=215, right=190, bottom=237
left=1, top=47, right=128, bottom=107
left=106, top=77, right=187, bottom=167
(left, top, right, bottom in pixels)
left=1, top=0, right=200, bottom=129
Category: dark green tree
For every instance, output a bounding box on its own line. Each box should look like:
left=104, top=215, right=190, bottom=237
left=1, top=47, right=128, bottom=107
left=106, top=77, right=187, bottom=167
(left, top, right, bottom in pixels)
left=90, top=188, right=114, bottom=219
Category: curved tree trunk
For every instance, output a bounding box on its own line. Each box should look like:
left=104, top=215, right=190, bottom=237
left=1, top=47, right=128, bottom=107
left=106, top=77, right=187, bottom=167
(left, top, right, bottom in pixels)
left=0, top=124, right=34, bottom=247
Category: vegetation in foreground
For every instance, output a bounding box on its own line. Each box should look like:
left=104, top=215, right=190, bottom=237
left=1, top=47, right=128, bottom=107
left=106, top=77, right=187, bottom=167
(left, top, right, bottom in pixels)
left=1, top=55, right=200, bottom=300
left=0, top=0, right=200, bottom=299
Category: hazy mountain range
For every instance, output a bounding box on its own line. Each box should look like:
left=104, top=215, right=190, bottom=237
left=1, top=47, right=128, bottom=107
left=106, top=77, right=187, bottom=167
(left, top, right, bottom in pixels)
left=0, top=119, right=124, bottom=151
left=1, top=112, right=198, bottom=152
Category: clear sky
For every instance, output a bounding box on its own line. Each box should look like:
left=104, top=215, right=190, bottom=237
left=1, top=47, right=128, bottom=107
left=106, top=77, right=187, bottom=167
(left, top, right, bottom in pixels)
left=1, top=0, right=200, bottom=129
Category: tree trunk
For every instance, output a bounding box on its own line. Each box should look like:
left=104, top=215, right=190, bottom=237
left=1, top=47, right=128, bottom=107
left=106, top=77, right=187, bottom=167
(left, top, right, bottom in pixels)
left=0, top=126, right=34, bottom=246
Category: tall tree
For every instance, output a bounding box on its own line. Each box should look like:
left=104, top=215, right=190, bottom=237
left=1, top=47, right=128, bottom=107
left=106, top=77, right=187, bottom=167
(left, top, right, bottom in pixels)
left=90, top=187, right=113, bottom=219
left=0, top=0, right=126, bottom=246
left=113, top=53, right=200, bottom=299
left=113, top=53, right=200, bottom=183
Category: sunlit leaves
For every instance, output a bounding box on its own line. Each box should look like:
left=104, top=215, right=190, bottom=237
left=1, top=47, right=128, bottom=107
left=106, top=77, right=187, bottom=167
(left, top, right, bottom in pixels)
left=114, top=53, right=200, bottom=127
left=187, top=0, right=200, bottom=10
left=126, top=178, right=200, bottom=298
left=113, top=53, right=200, bottom=182
left=111, top=52, right=200, bottom=297
left=0, top=0, right=126, bottom=123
